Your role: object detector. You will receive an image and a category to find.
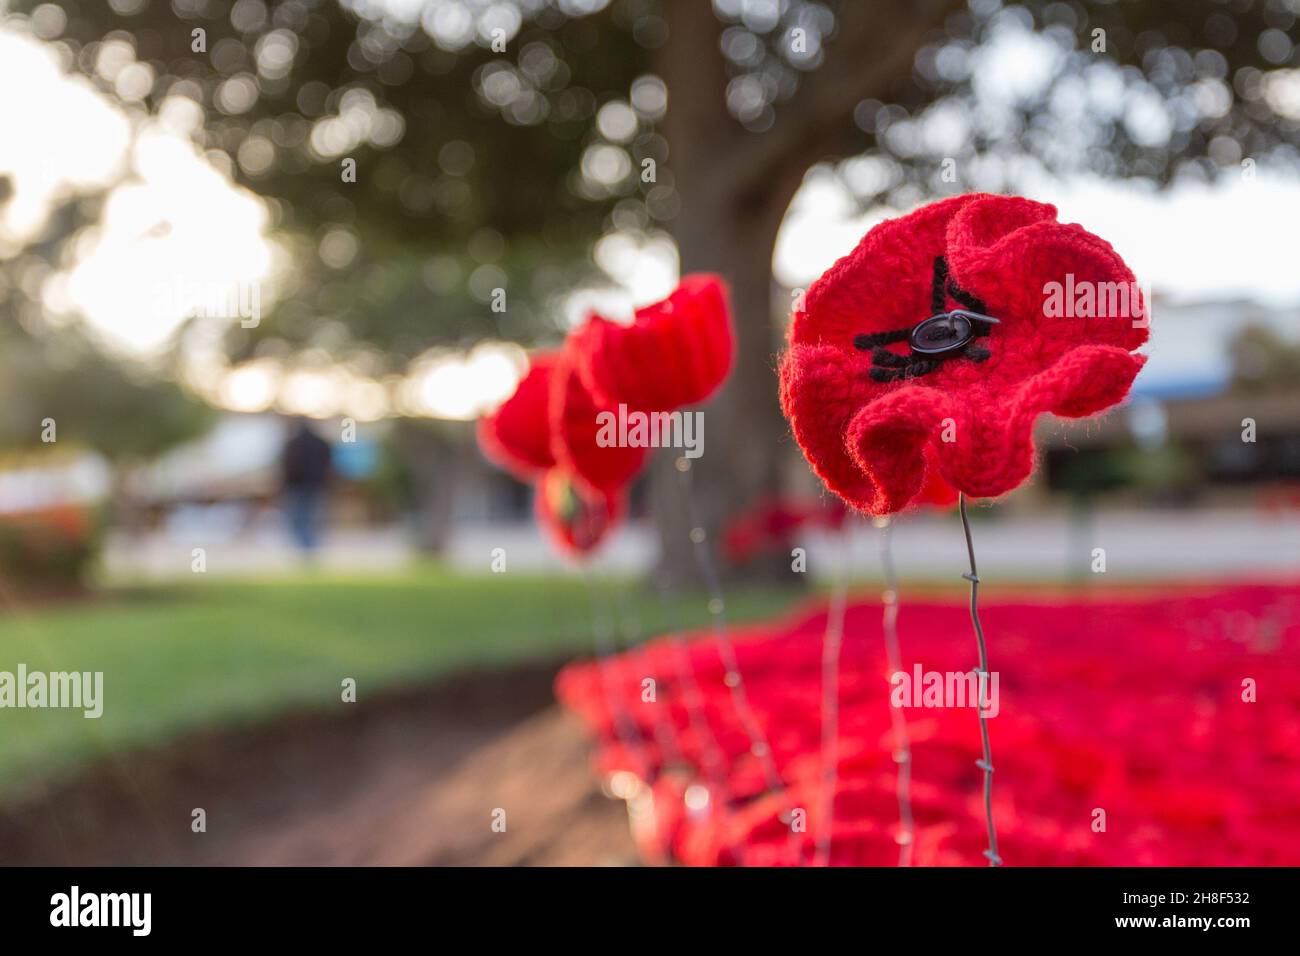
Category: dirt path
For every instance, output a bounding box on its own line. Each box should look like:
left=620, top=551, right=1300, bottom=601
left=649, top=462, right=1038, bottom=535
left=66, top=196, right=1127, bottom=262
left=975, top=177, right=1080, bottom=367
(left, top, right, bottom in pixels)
left=0, top=663, right=637, bottom=866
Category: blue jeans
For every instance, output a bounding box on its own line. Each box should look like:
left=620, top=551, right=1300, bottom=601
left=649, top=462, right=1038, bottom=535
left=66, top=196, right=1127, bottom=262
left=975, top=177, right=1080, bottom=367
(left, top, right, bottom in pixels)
left=285, top=487, right=325, bottom=552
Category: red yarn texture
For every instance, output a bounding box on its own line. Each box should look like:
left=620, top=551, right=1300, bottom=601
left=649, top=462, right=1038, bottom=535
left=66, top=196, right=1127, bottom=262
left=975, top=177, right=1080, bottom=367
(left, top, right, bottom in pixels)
left=479, top=275, right=736, bottom=553
left=575, top=274, right=734, bottom=412
left=476, top=352, right=559, bottom=482
left=779, top=194, right=1148, bottom=515
left=722, top=497, right=842, bottom=565
left=557, top=583, right=1300, bottom=866
left=477, top=339, right=643, bottom=555
left=534, top=468, right=623, bottom=555
left=550, top=344, right=649, bottom=496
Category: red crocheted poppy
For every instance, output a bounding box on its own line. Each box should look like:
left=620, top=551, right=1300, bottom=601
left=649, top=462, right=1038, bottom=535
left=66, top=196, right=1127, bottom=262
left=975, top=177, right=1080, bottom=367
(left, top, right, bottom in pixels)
left=479, top=341, right=648, bottom=497
left=575, top=274, right=734, bottom=412
left=535, top=468, right=623, bottom=556
left=476, top=352, right=558, bottom=482
left=479, top=328, right=652, bottom=554
left=550, top=335, right=650, bottom=495
left=915, top=446, right=959, bottom=510
left=779, top=194, right=1147, bottom=514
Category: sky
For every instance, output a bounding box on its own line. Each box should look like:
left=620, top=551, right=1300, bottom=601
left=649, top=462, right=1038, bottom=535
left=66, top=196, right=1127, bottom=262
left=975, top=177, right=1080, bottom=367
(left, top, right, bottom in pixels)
left=2, top=17, right=1298, bottom=419
left=0, top=24, right=274, bottom=356
left=773, top=171, right=1300, bottom=308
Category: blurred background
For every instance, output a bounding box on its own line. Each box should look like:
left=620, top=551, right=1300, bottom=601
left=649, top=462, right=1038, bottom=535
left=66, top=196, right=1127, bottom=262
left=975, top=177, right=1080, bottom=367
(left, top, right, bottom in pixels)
left=0, top=0, right=1297, bottom=865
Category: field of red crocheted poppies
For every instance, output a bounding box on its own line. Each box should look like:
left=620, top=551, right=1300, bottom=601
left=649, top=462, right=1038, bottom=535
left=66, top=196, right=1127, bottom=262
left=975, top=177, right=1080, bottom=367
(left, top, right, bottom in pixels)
left=558, top=582, right=1300, bottom=867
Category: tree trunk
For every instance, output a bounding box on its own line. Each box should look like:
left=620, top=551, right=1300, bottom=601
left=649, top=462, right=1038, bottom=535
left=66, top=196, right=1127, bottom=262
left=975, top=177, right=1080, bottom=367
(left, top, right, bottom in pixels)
left=652, top=4, right=807, bottom=585
left=394, top=420, right=468, bottom=554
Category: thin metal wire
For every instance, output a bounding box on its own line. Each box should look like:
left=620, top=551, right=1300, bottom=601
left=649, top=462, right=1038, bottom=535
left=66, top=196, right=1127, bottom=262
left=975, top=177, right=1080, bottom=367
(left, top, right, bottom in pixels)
left=877, top=515, right=916, bottom=866
left=649, top=572, right=747, bottom=863
left=651, top=574, right=733, bottom=800
left=610, top=579, right=687, bottom=769
left=582, top=569, right=652, bottom=785
left=958, top=493, right=1002, bottom=867
left=813, top=524, right=851, bottom=867
left=674, top=458, right=796, bottom=861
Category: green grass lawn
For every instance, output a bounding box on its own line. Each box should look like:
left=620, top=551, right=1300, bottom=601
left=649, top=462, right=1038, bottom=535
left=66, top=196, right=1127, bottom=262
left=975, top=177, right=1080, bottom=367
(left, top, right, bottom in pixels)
left=0, top=568, right=803, bottom=796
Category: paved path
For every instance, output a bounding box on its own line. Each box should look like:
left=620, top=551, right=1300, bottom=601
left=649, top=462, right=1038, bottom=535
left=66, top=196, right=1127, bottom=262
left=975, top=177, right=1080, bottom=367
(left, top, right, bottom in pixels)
left=0, top=665, right=635, bottom=866
left=105, top=507, right=1300, bottom=582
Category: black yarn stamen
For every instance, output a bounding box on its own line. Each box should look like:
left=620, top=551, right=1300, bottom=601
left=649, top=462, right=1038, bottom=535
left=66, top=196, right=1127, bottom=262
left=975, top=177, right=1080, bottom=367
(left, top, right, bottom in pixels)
left=931, top=256, right=949, bottom=314
left=855, top=256, right=998, bottom=382
left=947, top=276, right=989, bottom=315
left=854, top=328, right=910, bottom=350
left=870, top=347, right=911, bottom=369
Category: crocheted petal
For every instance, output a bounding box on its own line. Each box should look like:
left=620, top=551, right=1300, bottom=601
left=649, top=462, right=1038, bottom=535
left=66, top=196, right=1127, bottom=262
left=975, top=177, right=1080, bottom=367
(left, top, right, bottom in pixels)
left=948, top=201, right=1149, bottom=354
left=476, top=353, right=559, bottom=481
left=778, top=343, right=879, bottom=511
left=582, top=315, right=663, bottom=408
left=932, top=400, right=1038, bottom=501
left=643, top=274, right=733, bottom=408
left=1014, top=344, right=1147, bottom=421
left=791, top=193, right=987, bottom=351
left=944, top=194, right=1057, bottom=255
left=569, top=315, right=616, bottom=399
left=550, top=350, right=649, bottom=495
left=938, top=345, right=1146, bottom=500
left=535, top=468, right=622, bottom=556
left=577, top=275, right=734, bottom=412
left=910, top=446, right=960, bottom=510
left=845, top=385, right=954, bottom=515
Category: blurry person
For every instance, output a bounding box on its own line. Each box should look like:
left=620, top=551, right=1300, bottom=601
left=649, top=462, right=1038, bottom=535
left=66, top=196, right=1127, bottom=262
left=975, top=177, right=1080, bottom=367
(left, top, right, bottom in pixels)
left=281, top=418, right=332, bottom=555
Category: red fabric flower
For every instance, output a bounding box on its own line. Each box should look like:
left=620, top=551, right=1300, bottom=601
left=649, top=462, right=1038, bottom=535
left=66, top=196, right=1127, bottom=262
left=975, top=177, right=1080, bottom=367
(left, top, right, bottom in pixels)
left=480, top=275, right=733, bottom=552
left=575, top=274, right=734, bottom=412
left=478, top=335, right=647, bottom=555
left=550, top=345, right=649, bottom=495
left=914, top=446, right=960, bottom=510
left=722, top=497, right=816, bottom=564
left=556, top=583, right=1300, bottom=866
left=779, top=194, right=1147, bottom=514
left=534, top=469, right=624, bottom=556
left=476, top=352, right=558, bottom=482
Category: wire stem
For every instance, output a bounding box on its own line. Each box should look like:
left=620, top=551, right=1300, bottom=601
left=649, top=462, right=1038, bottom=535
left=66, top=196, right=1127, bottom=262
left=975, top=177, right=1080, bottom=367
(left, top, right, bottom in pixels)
left=877, top=516, right=915, bottom=866
left=813, top=525, right=850, bottom=867
left=582, top=570, right=651, bottom=785
left=675, top=459, right=793, bottom=862
left=651, top=573, right=732, bottom=795
left=959, top=493, right=1001, bottom=867
left=610, top=578, right=685, bottom=769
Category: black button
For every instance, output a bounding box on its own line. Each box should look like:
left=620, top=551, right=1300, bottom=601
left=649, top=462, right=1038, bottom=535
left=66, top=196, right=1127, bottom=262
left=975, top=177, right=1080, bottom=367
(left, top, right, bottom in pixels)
left=910, top=312, right=974, bottom=356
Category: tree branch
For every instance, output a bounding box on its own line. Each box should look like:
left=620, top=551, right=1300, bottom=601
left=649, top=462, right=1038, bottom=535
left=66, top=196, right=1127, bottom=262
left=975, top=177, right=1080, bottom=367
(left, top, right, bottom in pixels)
left=727, top=0, right=962, bottom=195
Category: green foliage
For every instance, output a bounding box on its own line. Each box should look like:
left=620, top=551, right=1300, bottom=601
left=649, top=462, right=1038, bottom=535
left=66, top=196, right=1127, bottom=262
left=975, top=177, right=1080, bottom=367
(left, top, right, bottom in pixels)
left=17, top=0, right=648, bottom=365
left=0, top=504, right=103, bottom=589
left=1114, top=442, right=1200, bottom=495
left=1228, top=323, right=1300, bottom=393
left=0, top=330, right=212, bottom=461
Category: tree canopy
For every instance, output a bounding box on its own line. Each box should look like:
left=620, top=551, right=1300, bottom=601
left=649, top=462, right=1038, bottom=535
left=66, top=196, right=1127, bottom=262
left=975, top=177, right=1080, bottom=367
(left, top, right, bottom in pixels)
left=7, top=0, right=1295, bottom=373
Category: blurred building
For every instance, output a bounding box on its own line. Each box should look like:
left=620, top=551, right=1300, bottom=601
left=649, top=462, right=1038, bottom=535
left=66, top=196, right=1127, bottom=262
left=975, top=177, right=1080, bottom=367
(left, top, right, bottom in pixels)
left=1042, top=297, right=1300, bottom=506
left=128, top=414, right=388, bottom=536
